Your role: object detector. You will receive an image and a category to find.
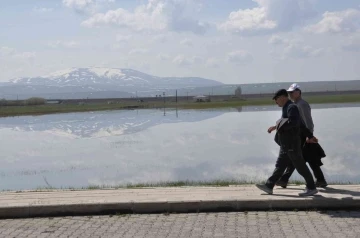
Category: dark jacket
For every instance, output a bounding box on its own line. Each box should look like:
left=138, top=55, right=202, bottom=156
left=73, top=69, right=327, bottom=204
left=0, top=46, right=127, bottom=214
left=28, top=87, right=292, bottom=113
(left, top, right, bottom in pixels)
left=302, top=142, right=326, bottom=166
left=274, top=100, right=314, bottom=150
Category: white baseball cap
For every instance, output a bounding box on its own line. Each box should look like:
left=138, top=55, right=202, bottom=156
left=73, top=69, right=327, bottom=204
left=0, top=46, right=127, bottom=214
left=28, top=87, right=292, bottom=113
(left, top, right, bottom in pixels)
left=287, top=83, right=300, bottom=92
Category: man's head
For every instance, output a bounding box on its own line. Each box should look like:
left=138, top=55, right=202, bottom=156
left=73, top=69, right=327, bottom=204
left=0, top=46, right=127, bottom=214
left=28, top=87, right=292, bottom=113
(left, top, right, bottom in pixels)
left=287, top=83, right=301, bottom=101
left=272, top=89, right=289, bottom=107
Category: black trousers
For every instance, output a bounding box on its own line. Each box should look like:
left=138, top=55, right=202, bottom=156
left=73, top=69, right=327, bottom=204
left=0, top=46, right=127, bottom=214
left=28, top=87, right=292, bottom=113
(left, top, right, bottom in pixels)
left=266, top=139, right=316, bottom=190
left=278, top=160, right=325, bottom=183
left=278, top=136, right=325, bottom=183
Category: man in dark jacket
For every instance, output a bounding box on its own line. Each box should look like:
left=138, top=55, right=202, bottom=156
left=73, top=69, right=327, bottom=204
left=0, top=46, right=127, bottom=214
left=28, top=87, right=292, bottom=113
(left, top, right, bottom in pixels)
left=276, top=83, right=327, bottom=188
left=256, top=89, right=318, bottom=196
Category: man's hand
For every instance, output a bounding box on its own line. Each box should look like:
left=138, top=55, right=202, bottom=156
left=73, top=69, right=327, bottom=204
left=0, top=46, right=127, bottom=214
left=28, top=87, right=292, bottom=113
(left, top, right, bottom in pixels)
left=306, top=137, right=318, bottom=143
left=267, top=126, right=276, bottom=134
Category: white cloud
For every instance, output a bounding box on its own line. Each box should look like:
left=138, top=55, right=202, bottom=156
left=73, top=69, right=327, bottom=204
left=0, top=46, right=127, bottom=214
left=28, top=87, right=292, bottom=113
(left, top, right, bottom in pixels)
left=47, top=41, right=79, bottom=48
left=63, top=0, right=93, bottom=11
left=305, top=9, right=360, bottom=34
left=180, top=38, right=193, bottom=46
left=128, top=48, right=149, bottom=55
left=33, top=7, right=54, bottom=13
left=81, top=0, right=209, bottom=34
left=157, top=54, right=171, bottom=61
left=268, top=37, right=325, bottom=59
left=284, top=43, right=324, bottom=58
left=152, top=34, right=167, bottom=43
left=219, top=7, right=276, bottom=34
left=268, top=34, right=288, bottom=45
left=227, top=50, right=253, bottom=64
left=0, top=47, right=16, bottom=56
left=124, top=61, right=151, bottom=71
left=0, top=47, right=36, bottom=60
left=191, top=56, right=203, bottom=64
left=219, top=0, right=316, bottom=35
left=342, top=35, right=360, bottom=52
left=13, top=52, right=37, bottom=60
left=63, top=0, right=114, bottom=13
left=206, top=57, right=221, bottom=68
left=172, top=54, right=203, bottom=67
left=116, top=34, right=132, bottom=42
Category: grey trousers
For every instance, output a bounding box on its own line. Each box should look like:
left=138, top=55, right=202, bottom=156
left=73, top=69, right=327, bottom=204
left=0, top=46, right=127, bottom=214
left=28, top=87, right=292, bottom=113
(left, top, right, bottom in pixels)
left=266, top=139, right=316, bottom=190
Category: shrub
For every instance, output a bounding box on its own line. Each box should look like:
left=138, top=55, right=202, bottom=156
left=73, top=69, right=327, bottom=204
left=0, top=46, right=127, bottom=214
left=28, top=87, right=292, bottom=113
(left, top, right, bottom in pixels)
left=0, top=98, right=7, bottom=106
left=25, top=97, right=46, bottom=105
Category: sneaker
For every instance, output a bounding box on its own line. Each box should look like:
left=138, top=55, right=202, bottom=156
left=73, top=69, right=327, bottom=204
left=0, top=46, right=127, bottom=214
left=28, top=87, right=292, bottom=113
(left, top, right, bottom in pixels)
left=316, top=180, right=328, bottom=188
left=255, top=184, right=273, bottom=195
left=298, top=188, right=318, bottom=196
left=275, top=180, right=288, bottom=188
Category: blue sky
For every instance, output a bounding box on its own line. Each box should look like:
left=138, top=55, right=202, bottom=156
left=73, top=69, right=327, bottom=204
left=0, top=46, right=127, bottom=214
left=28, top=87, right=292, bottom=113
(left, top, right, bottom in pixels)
left=1, top=0, right=360, bottom=83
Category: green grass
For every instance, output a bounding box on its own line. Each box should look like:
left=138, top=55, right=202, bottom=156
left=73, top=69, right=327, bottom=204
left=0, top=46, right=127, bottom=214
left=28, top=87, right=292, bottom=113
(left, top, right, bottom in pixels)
left=5, top=179, right=358, bottom=192
left=124, top=179, right=262, bottom=188
left=178, top=94, right=360, bottom=109
left=1, top=94, right=360, bottom=117
left=0, top=103, right=144, bottom=117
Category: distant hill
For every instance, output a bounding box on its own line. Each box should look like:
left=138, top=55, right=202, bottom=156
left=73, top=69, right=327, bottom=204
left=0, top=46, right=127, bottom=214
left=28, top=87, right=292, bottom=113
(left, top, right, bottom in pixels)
left=174, top=80, right=360, bottom=97
left=0, top=68, right=222, bottom=100
left=0, top=67, right=359, bottom=99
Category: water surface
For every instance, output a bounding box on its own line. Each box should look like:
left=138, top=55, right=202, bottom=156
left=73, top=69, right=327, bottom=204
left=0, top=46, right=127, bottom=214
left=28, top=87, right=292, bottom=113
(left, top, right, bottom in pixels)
left=0, top=103, right=359, bottom=190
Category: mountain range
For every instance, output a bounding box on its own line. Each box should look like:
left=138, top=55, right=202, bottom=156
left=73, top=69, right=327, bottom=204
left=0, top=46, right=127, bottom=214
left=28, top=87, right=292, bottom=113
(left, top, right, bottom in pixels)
left=1, top=67, right=360, bottom=100
left=0, top=67, right=223, bottom=100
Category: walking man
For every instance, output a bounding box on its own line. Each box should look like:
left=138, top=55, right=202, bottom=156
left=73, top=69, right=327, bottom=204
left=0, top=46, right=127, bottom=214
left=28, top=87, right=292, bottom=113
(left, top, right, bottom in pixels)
left=256, top=89, right=318, bottom=196
left=276, top=83, right=327, bottom=188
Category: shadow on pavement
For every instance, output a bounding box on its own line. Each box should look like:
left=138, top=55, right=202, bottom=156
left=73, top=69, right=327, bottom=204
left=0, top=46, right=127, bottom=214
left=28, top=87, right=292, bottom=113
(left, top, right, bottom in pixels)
left=321, top=187, right=360, bottom=197
left=317, top=210, right=360, bottom=219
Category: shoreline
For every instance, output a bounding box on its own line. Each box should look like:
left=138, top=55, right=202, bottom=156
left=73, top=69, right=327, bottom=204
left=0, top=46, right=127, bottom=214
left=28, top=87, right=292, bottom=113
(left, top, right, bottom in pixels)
left=3, top=180, right=359, bottom=193
left=1, top=93, right=360, bottom=117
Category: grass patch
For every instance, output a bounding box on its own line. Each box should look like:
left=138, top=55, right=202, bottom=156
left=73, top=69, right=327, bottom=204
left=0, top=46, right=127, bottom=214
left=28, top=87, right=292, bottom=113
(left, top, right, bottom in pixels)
left=5, top=179, right=359, bottom=192
left=1, top=93, right=360, bottom=117
left=124, top=179, right=264, bottom=188
left=0, top=103, right=145, bottom=117
left=177, top=94, right=360, bottom=109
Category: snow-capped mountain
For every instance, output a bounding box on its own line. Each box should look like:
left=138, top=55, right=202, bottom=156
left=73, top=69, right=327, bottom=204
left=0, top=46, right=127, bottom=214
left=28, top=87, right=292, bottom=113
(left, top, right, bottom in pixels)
left=0, top=67, right=223, bottom=100
left=10, top=67, right=223, bottom=88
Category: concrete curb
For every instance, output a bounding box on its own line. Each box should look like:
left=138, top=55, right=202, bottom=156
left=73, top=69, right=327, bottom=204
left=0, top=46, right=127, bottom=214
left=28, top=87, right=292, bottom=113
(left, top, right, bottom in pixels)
left=1, top=185, right=359, bottom=219
left=1, top=198, right=360, bottom=219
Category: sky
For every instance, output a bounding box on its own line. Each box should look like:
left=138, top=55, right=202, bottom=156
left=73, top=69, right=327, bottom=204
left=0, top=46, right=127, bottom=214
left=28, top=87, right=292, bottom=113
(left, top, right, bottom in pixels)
left=0, top=0, right=360, bottom=84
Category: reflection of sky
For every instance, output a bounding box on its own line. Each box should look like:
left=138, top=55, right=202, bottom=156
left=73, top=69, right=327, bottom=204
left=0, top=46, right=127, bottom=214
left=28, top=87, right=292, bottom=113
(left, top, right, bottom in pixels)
left=0, top=104, right=360, bottom=190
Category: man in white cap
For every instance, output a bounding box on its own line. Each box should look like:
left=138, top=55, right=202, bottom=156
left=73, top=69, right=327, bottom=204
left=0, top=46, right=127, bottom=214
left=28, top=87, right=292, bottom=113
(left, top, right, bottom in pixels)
left=275, top=83, right=328, bottom=188
left=287, top=83, right=314, bottom=132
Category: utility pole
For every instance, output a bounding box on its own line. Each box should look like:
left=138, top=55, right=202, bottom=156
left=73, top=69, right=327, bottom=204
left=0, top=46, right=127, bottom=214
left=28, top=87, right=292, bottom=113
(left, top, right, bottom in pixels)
left=175, top=90, right=177, bottom=103
left=187, top=92, right=189, bottom=102
left=163, top=92, right=166, bottom=116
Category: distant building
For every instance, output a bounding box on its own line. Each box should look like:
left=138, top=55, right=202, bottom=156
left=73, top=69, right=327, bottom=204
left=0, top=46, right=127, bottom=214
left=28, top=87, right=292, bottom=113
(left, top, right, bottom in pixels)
left=235, top=86, right=242, bottom=98
left=193, top=95, right=210, bottom=102
left=46, top=100, right=61, bottom=104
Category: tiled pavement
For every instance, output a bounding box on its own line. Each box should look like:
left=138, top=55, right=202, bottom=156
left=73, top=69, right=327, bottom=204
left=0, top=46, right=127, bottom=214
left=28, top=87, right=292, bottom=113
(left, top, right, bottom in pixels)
left=0, top=211, right=359, bottom=238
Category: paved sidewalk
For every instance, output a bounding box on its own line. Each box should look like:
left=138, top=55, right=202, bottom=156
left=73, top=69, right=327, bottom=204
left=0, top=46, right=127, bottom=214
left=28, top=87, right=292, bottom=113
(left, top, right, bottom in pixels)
left=0, top=185, right=359, bottom=219
left=1, top=211, right=360, bottom=238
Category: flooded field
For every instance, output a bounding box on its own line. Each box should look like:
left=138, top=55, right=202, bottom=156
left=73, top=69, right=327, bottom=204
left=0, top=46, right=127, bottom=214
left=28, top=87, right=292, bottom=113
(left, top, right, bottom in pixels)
left=0, top=103, right=359, bottom=190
